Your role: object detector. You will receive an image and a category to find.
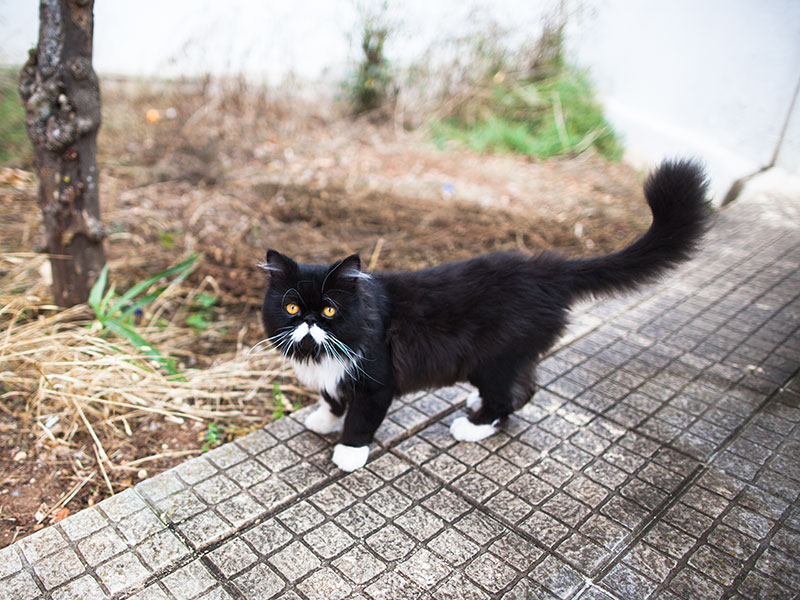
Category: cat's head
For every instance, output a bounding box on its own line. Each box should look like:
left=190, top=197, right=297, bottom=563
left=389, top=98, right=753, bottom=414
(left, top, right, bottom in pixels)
left=260, top=249, right=368, bottom=364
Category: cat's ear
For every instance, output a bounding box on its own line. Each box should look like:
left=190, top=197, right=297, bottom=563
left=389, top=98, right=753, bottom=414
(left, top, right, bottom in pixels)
left=261, top=249, right=298, bottom=279
left=327, top=254, right=369, bottom=285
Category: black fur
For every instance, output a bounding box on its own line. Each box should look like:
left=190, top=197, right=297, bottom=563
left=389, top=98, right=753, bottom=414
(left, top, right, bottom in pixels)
left=261, top=159, right=710, bottom=448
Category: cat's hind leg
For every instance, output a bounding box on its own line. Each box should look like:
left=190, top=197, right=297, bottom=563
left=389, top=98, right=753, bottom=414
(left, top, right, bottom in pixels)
left=451, top=355, right=536, bottom=442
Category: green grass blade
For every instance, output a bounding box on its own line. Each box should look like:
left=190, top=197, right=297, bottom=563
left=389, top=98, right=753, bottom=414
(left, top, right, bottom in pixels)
left=103, top=319, right=180, bottom=376
left=88, top=264, right=109, bottom=315
left=106, top=254, right=199, bottom=317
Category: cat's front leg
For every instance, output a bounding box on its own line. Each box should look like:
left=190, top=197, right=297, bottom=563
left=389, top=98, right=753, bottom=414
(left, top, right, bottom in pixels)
left=332, top=386, right=394, bottom=472
left=305, top=397, right=345, bottom=435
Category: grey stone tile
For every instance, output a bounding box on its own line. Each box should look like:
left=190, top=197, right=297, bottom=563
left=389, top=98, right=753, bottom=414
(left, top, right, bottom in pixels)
left=366, top=524, right=416, bottom=561
left=277, top=500, right=325, bottom=534
left=235, top=428, right=279, bottom=455
left=207, top=538, right=259, bottom=578
left=363, top=571, right=423, bottom=600
left=580, top=513, right=630, bottom=550
left=17, top=524, right=68, bottom=563
left=687, top=544, right=744, bottom=586
left=77, top=526, right=129, bottom=566
left=464, top=552, right=518, bottom=594
left=51, top=574, right=106, bottom=600
left=161, top=559, right=217, bottom=600
left=193, top=473, right=242, bottom=505
left=99, top=488, right=150, bottom=522
left=433, top=572, right=492, bottom=600
left=244, top=519, right=293, bottom=556
left=175, top=456, right=218, bottom=485
left=216, top=492, right=265, bottom=528
left=422, top=488, right=471, bottom=522
left=178, top=509, right=233, bottom=549
left=0, top=545, right=22, bottom=579
left=126, top=584, right=171, bottom=600
left=428, top=527, right=480, bottom=566
left=297, top=568, right=353, bottom=600
left=268, top=541, right=321, bottom=582
left=335, top=503, right=386, bottom=538
left=519, top=510, right=569, bottom=548
left=602, top=563, right=658, bottom=600
left=33, top=546, right=85, bottom=589
left=117, top=507, right=167, bottom=546
left=365, top=485, right=413, bottom=518
left=96, top=551, right=150, bottom=596
left=484, top=490, right=533, bottom=524
left=303, top=521, right=355, bottom=559
left=668, top=566, right=725, bottom=600
left=332, top=545, right=386, bottom=585
left=397, top=548, right=451, bottom=590
left=622, top=541, right=677, bottom=583
left=58, top=506, right=108, bottom=542
left=556, top=533, right=608, bottom=575
left=136, top=528, right=191, bottom=572
left=137, top=470, right=186, bottom=503
left=395, top=505, right=445, bottom=541
left=530, top=555, right=584, bottom=599
left=0, top=570, right=40, bottom=600
left=249, top=474, right=297, bottom=511
left=155, top=489, right=208, bottom=524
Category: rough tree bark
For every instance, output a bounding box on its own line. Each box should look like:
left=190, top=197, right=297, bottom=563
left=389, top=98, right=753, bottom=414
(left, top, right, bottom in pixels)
left=18, top=0, right=106, bottom=307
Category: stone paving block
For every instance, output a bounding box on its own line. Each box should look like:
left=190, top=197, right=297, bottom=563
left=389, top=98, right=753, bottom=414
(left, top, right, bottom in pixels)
left=174, top=455, right=219, bottom=485
left=216, top=491, right=265, bottom=528
left=77, top=525, right=129, bottom=566
left=117, top=506, right=167, bottom=546
left=50, top=574, right=106, bottom=600
left=178, top=509, right=234, bottom=550
left=0, top=545, right=22, bottom=580
left=58, top=505, right=108, bottom=542
left=162, top=559, right=217, bottom=600
left=0, top=571, right=40, bottom=600
left=136, top=528, right=191, bottom=572
left=332, top=545, right=387, bottom=585
left=96, top=551, right=150, bottom=595
left=232, top=562, right=286, bottom=599
left=16, top=523, right=68, bottom=563
left=33, top=546, right=85, bottom=589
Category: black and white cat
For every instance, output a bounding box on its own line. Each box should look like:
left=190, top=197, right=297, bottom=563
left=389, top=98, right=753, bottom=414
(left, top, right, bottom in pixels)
left=261, top=160, right=709, bottom=472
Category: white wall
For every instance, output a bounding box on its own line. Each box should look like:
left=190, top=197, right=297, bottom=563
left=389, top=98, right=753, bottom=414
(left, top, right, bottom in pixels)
left=3, top=0, right=799, bottom=201
left=569, top=0, right=800, bottom=201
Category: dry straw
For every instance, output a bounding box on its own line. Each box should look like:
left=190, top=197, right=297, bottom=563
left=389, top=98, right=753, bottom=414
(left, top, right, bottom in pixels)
left=1, top=252, right=300, bottom=519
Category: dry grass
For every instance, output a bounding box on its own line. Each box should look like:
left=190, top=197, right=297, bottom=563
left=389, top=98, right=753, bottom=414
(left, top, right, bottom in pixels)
left=0, top=252, right=303, bottom=522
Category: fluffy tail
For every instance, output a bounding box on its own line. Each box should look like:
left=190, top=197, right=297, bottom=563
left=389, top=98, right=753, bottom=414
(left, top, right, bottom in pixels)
left=564, top=159, right=710, bottom=302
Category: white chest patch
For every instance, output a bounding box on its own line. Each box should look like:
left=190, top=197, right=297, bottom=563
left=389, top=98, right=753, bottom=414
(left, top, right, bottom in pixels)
left=289, top=355, right=350, bottom=400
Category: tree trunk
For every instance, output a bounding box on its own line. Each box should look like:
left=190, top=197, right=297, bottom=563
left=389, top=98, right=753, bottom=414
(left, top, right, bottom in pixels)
left=18, top=0, right=106, bottom=307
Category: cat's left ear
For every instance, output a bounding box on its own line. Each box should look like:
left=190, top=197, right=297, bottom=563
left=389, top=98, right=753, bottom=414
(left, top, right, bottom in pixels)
left=328, top=254, right=369, bottom=282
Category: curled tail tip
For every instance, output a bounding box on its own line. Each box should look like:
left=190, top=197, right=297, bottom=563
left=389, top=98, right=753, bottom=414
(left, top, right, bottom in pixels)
left=644, top=158, right=712, bottom=225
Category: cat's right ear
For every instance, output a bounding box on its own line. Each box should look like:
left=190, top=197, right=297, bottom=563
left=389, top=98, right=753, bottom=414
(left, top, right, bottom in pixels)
left=260, top=249, right=297, bottom=279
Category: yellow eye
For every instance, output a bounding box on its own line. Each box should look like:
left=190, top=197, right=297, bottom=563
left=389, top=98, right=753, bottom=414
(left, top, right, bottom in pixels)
left=285, top=303, right=300, bottom=315
left=322, top=306, right=337, bottom=318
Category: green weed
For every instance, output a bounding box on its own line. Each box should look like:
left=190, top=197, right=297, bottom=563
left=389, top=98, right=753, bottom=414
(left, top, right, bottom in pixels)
left=433, top=68, right=622, bottom=161
left=201, top=422, right=223, bottom=452
left=0, top=69, right=31, bottom=167
left=88, top=255, right=200, bottom=376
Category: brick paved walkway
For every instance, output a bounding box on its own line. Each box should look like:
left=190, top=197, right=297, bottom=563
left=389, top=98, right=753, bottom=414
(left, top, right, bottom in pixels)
left=2, top=179, right=799, bottom=600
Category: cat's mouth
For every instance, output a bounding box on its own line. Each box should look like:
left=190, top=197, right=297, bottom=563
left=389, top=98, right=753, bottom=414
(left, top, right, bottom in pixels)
left=290, top=322, right=327, bottom=358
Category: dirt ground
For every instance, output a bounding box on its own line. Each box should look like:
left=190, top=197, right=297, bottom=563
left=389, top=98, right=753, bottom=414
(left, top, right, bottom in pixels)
left=0, top=81, right=651, bottom=547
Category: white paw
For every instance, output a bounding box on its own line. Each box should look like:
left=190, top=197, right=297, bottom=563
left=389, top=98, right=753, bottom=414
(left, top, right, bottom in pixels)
left=450, top=416, right=498, bottom=443
left=304, top=403, right=344, bottom=435
left=332, top=444, right=370, bottom=472
left=466, top=391, right=482, bottom=412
